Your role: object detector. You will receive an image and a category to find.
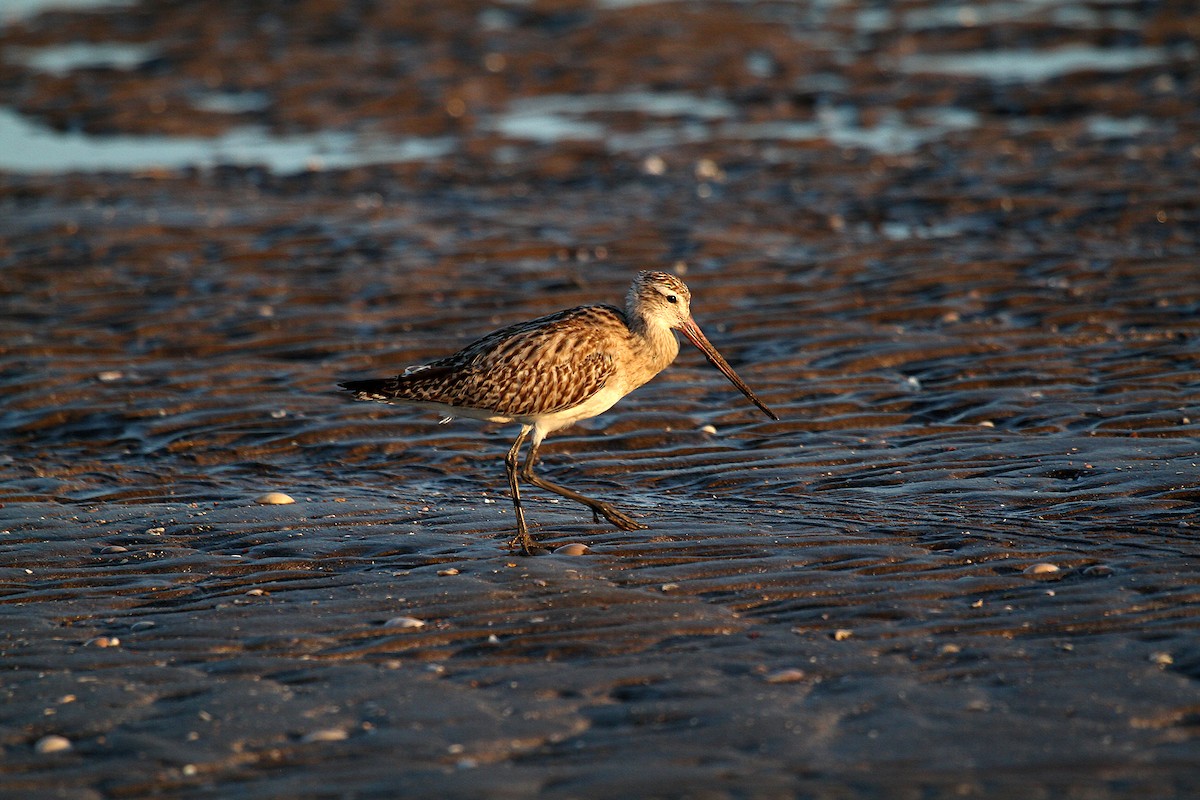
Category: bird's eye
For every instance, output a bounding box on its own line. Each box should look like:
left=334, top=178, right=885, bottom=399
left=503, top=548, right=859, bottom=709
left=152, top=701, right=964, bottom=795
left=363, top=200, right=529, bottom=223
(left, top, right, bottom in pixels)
left=666, top=295, right=678, bottom=304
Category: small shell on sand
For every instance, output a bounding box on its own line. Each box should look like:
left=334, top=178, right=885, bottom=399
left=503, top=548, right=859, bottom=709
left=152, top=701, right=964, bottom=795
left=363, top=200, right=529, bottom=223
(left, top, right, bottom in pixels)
left=832, top=629, right=853, bottom=641
left=85, top=636, right=120, bottom=648
left=255, top=492, right=295, bottom=505
left=35, top=735, right=72, bottom=754
left=302, top=728, right=349, bottom=743
left=383, top=616, right=426, bottom=630
left=1024, top=563, right=1060, bottom=575
left=553, top=543, right=591, bottom=556
left=437, top=568, right=460, bottom=576
left=764, top=668, right=806, bottom=684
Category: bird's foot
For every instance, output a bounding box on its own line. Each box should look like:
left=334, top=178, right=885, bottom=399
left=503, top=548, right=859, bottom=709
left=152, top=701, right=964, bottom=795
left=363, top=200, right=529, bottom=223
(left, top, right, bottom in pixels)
left=593, top=503, right=649, bottom=532
left=507, top=531, right=550, bottom=557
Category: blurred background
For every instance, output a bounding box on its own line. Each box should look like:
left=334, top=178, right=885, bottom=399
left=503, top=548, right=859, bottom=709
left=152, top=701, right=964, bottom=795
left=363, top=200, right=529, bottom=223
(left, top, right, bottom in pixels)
left=1, top=1, right=1198, bottom=797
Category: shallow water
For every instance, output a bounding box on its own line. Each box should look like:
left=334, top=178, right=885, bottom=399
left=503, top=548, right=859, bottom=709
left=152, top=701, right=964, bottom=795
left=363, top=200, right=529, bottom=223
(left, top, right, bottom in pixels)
left=1, top=0, right=1199, bottom=796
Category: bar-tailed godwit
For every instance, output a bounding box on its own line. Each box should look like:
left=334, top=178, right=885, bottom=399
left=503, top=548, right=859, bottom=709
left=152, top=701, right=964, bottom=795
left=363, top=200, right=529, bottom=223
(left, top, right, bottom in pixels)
left=340, top=270, right=777, bottom=554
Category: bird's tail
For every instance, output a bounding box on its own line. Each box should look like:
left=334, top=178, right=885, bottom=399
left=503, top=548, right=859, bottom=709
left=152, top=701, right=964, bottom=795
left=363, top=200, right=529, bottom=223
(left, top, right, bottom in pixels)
left=338, top=378, right=395, bottom=401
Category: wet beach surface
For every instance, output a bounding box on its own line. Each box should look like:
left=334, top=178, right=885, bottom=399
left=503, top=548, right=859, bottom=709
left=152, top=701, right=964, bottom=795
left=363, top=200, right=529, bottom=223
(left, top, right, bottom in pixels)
left=2, top=0, right=1199, bottom=796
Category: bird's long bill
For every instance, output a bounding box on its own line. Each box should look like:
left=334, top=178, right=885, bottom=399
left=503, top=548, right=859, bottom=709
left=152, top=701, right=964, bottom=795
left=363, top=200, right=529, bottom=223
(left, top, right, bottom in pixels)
left=678, top=317, right=779, bottom=420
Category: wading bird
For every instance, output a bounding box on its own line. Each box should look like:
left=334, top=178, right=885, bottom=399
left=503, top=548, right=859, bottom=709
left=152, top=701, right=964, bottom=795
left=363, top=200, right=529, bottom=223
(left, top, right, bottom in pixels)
left=340, top=271, right=777, bottom=554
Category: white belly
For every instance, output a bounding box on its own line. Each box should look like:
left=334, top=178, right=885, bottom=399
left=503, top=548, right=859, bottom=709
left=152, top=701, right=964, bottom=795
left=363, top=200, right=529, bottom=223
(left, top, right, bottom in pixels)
left=387, top=383, right=629, bottom=436
left=529, top=384, right=627, bottom=437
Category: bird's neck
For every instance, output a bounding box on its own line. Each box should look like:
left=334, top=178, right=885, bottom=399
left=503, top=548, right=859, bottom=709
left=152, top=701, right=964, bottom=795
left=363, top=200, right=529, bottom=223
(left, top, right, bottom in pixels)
left=625, top=309, right=681, bottom=373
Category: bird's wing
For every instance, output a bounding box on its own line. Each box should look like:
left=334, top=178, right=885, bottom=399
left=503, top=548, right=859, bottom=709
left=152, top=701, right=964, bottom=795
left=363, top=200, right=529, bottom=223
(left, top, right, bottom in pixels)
left=357, top=305, right=626, bottom=417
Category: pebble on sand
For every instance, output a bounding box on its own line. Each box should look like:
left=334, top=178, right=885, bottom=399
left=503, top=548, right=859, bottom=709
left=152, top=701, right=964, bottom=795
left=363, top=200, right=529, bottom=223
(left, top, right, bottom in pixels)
left=85, top=636, right=120, bottom=648
left=1024, top=562, right=1060, bottom=575
left=437, top=567, right=461, bottom=576
left=763, top=668, right=807, bottom=684
left=255, top=492, right=295, bottom=505
left=35, top=735, right=72, bottom=754
left=383, top=616, right=426, bottom=630
left=302, top=728, right=349, bottom=743
left=553, top=543, right=591, bottom=556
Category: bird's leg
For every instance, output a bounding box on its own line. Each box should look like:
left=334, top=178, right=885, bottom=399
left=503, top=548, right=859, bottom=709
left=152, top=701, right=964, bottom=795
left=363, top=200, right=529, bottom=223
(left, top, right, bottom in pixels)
left=520, top=438, right=648, bottom=532
left=504, top=426, right=538, bottom=555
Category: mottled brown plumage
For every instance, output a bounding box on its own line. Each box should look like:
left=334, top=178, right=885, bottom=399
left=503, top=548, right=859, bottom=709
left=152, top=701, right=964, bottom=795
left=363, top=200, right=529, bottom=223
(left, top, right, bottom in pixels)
left=340, top=271, right=777, bottom=554
left=348, top=305, right=626, bottom=418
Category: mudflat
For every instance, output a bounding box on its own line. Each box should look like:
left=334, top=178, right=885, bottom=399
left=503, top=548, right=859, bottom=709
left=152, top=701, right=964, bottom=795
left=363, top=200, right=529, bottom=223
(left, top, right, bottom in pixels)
left=1, top=1, right=1198, bottom=797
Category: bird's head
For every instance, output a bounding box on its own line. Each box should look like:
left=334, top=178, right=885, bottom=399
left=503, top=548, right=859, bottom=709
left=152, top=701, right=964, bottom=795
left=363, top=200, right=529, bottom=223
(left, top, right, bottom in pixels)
left=626, top=270, right=778, bottom=421
left=627, top=270, right=693, bottom=331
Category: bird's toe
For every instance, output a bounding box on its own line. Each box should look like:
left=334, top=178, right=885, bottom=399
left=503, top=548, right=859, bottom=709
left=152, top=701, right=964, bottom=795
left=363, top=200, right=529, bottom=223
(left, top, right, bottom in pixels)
left=600, top=509, right=648, bottom=532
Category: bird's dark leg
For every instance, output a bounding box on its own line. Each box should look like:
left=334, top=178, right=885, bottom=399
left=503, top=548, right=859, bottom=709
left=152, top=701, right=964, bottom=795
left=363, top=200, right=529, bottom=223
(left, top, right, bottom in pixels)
left=520, top=437, right=647, bottom=532
left=504, top=426, right=539, bottom=555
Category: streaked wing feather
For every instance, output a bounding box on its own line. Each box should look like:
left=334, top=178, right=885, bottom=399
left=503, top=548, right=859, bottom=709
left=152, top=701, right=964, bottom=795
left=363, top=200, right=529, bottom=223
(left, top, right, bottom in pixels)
left=345, top=305, right=625, bottom=417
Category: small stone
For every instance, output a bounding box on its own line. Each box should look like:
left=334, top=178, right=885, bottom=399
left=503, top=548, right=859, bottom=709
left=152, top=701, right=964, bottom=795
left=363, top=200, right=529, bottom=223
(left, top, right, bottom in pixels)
left=96, top=370, right=123, bottom=382
left=699, top=424, right=718, bottom=435
left=1024, top=563, right=1060, bottom=575
left=660, top=583, right=680, bottom=592
left=129, top=621, right=156, bottom=632
left=764, top=668, right=806, bottom=684
left=244, top=588, right=267, bottom=596
left=437, top=567, right=460, bottom=576
left=85, top=636, right=120, bottom=648
left=1150, top=651, right=1174, bottom=667
left=302, top=728, right=349, bottom=743
left=383, top=616, right=426, bottom=630
left=255, top=492, right=295, bottom=505
left=146, top=527, right=165, bottom=535
left=100, top=545, right=129, bottom=554
left=832, top=629, right=853, bottom=641
left=1083, top=564, right=1115, bottom=577
left=642, top=154, right=667, bottom=175
left=694, top=158, right=724, bottom=181
left=552, top=543, right=591, bottom=556
left=35, top=735, right=72, bottom=754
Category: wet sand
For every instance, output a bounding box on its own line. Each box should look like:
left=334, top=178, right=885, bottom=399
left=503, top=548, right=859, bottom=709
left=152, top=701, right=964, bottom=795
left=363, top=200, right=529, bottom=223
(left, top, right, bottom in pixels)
left=2, top=0, right=1199, bottom=797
